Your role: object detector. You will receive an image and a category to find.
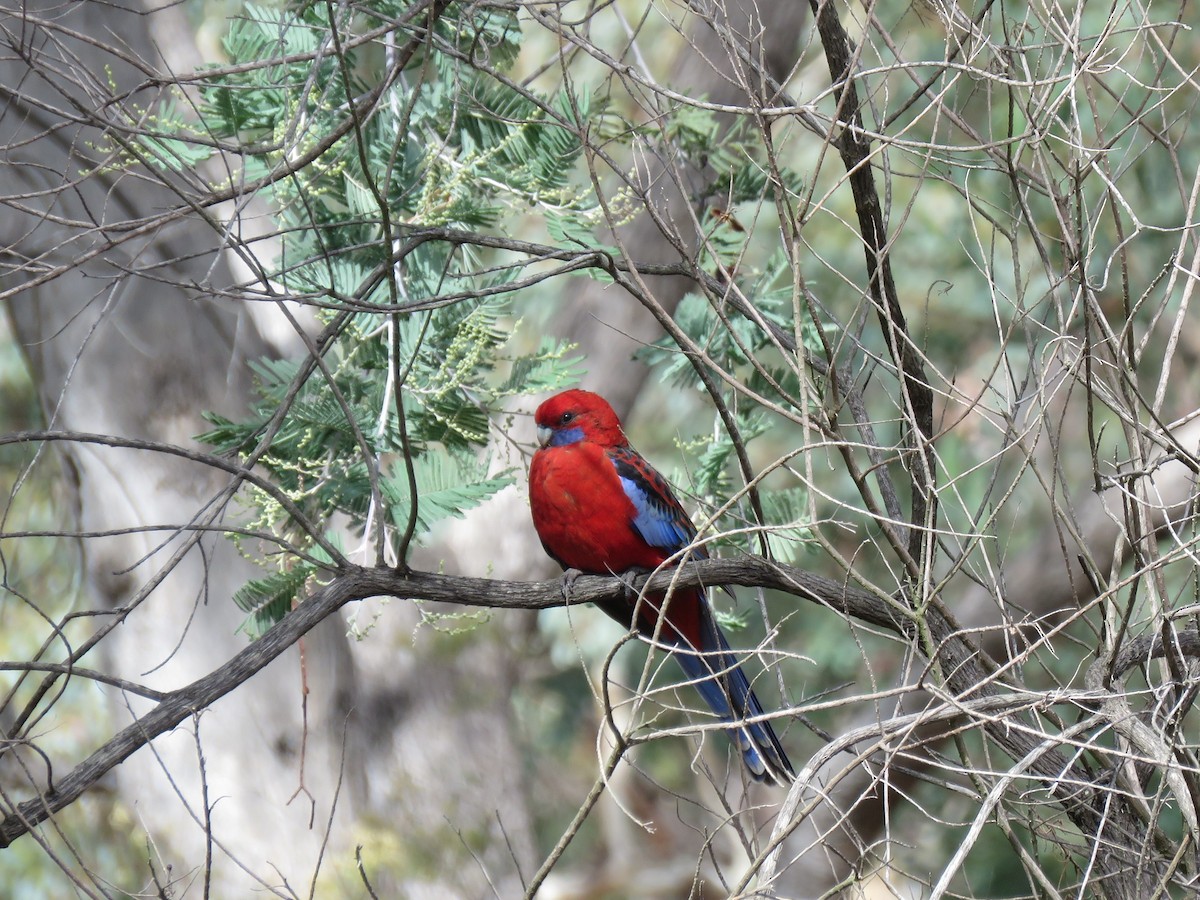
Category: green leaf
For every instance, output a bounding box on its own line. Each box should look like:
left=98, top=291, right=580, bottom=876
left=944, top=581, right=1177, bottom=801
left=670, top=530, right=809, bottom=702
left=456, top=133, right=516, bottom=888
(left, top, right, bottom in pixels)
left=383, top=451, right=514, bottom=535
left=232, top=563, right=315, bottom=639
left=499, top=338, right=585, bottom=394
left=181, top=0, right=588, bottom=634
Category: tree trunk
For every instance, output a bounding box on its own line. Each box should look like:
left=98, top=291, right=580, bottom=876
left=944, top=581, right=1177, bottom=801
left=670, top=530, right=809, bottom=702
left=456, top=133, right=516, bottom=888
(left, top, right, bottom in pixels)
left=0, top=2, right=535, bottom=894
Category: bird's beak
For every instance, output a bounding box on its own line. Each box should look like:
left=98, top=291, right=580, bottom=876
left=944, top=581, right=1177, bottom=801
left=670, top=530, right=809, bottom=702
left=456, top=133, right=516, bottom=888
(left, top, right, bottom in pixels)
left=536, top=425, right=553, bottom=447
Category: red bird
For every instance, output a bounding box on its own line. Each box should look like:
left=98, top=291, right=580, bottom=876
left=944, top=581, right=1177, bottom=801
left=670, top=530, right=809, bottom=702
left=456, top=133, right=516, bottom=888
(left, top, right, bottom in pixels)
left=529, top=389, right=794, bottom=785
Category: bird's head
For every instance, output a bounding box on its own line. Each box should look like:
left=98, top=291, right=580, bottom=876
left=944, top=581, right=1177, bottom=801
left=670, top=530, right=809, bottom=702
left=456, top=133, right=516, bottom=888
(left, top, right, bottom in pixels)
left=534, top=389, right=627, bottom=449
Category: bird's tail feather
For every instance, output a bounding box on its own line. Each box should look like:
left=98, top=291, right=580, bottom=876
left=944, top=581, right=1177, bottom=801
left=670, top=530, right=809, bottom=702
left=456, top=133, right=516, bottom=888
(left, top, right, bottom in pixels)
left=673, top=631, right=795, bottom=786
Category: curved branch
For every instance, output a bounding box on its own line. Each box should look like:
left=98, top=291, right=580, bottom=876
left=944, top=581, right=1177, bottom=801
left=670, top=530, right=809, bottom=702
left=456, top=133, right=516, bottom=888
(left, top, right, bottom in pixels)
left=1085, top=629, right=1200, bottom=851
left=0, top=552, right=1108, bottom=864
left=0, top=555, right=878, bottom=848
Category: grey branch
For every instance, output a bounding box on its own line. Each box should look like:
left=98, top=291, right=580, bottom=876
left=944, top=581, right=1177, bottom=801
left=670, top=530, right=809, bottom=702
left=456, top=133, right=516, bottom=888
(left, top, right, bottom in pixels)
left=0, top=549, right=1134, bottom=866
left=0, top=556, right=879, bottom=847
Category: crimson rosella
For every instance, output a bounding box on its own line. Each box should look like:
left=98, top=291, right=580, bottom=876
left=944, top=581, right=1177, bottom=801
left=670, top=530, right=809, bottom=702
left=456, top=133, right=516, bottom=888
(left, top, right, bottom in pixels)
left=529, top=389, right=794, bottom=785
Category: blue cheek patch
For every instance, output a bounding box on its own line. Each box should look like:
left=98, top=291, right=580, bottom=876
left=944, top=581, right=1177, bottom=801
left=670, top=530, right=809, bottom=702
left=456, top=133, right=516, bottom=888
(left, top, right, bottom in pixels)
left=549, top=425, right=585, bottom=447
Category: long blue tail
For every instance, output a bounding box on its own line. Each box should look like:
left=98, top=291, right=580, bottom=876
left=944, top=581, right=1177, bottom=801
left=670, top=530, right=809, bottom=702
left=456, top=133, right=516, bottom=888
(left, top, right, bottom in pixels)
left=672, top=618, right=795, bottom=785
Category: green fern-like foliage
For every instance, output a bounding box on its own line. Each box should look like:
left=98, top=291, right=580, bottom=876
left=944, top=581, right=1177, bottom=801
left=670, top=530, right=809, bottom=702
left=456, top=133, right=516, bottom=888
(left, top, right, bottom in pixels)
left=176, top=2, right=589, bottom=636
left=641, top=270, right=820, bottom=563
left=157, top=2, right=808, bottom=638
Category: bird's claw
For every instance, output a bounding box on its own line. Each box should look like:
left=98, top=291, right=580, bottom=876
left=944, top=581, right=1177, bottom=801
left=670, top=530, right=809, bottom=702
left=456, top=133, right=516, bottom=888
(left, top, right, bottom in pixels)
left=560, top=568, right=583, bottom=601
left=616, top=568, right=648, bottom=600
left=559, top=568, right=647, bottom=602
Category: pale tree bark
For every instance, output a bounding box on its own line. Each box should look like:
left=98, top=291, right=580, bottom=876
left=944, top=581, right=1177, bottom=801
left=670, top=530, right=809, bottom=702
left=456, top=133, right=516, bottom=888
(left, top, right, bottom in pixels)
left=0, top=2, right=535, bottom=895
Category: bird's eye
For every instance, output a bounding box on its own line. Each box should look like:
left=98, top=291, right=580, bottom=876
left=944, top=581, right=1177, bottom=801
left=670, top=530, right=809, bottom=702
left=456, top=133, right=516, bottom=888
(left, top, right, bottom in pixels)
left=559, top=411, right=575, bottom=425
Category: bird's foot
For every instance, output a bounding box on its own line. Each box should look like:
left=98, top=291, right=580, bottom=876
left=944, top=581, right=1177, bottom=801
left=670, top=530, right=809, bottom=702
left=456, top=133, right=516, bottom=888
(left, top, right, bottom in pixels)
left=560, top=568, right=583, bottom=601
left=616, top=568, right=649, bottom=600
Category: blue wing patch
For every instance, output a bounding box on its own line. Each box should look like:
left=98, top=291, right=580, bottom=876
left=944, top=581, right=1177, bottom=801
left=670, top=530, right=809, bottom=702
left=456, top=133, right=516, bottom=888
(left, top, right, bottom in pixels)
left=610, top=448, right=703, bottom=556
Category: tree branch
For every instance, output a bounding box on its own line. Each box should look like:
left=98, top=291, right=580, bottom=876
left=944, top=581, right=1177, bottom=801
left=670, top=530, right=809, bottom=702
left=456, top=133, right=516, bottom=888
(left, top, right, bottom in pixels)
left=807, top=0, right=937, bottom=566
left=0, top=556, right=871, bottom=848
left=0, top=551, right=1131, bottom=871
